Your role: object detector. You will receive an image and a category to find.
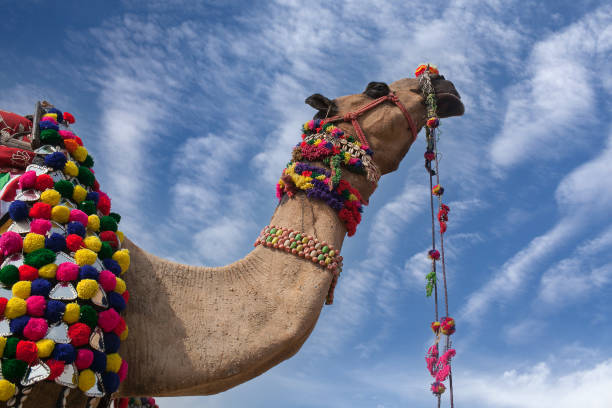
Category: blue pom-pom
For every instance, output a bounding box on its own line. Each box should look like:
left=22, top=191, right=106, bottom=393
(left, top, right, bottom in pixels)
left=66, top=221, right=86, bottom=237
left=102, top=259, right=121, bottom=276
left=9, top=315, right=30, bottom=335
left=45, top=300, right=66, bottom=324
left=102, top=372, right=120, bottom=393
left=85, top=192, right=99, bottom=205
left=52, top=343, right=76, bottom=363
left=39, top=121, right=59, bottom=131
left=45, top=233, right=66, bottom=252
left=103, top=332, right=120, bottom=353
left=44, top=152, right=67, bottom=170
left=79, top=265, right=99, bottom=281
left=47, top=108, right=63, bottom=123
left=9, top=201, right=29, bottom=221
left=31, top=278, right=52, bottom=297
left=108, top=291, right=126, bottom=312
left=90, top=350, right=106, bottom=373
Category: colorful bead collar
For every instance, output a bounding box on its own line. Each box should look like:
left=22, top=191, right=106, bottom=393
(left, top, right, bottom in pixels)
left=0, top=105, right=129, bottom=405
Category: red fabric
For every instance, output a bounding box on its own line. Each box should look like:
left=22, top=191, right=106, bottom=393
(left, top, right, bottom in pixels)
left=46, top=359, right=65, bottom=380
left=0, top=110, right=32, bottom=138
left=0, top=146, right=34, bottom=169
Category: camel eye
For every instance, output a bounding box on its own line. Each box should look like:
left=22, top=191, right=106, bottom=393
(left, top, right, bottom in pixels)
left=364, top=82, right=390, bottom=98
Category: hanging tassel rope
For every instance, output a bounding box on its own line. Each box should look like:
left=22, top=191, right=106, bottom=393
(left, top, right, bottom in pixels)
left=417, top=64, right=456, bottom=408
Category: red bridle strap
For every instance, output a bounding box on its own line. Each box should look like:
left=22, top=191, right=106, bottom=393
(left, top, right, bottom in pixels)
left=321, top=92, right=418, bottom=150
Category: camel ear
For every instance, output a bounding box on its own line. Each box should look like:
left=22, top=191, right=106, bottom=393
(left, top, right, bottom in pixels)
left=364, top=82, right=390, bottom=98
left=431, top=76, right=465, bottom=118
left=305, top=93, right=338, bottom=119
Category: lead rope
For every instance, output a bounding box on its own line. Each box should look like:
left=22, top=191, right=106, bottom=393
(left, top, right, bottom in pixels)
left=418, top=64, right=456, bottom=407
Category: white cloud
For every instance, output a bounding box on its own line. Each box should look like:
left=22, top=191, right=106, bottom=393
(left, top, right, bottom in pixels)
left=490, top=5, right=612, bottom=170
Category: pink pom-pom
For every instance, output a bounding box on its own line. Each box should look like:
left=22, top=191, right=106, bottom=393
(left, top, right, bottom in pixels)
left=147, top=398, right=155, bottom=406
left=41, top=116, right=58, bottom=124
left=98, top=308, right=120, bottom=332
left=58, top=130, right=76, bottom=140
left=0, top=231, right=23, bottom=256
left=98, top=270, right=117, bottom=291
left=118, top=360, right=128, bottom=382
left=56, top=262, right=79, bottom=282
left=75, top=348, right=94, bottom=370
left=23, top=317, right=48, bottom=341
left=26, top=296, right=46, bottom=317
left=69, top=209, right=88, bottom=227
left=30, top=219, right=52, bottom=235
left=19, top=171, right=37, bottom=190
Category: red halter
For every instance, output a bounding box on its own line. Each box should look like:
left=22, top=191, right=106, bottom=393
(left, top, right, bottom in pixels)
left=321, top=91, right=418, bottom=150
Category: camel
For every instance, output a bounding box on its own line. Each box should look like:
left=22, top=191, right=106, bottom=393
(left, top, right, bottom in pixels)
left=3, top=73, right=463, bottom=407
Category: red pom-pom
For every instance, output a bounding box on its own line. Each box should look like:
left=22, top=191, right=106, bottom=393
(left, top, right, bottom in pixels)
left=99, top=231, right=118, bottom=248
left=46, top=359, right=65, bottom=380
left=74, top=135, right=83, bottom=146
left=68, top=322, right=91, bottom=347
left=97, top=193, right=111, bottom=215
left=63, top=112, right=75, bottom=124
left=35, top=174, right=55, bottom=191
left=29, top=202, right=52, bottom=219
left=16, top=340, right=38, bottom=364
left=93, top=180, right=100, bottom=192
left=112, top=316, right=126, bottom=336
left=19, top=264, right=39, bottom=281
left=121, top=290, right=129, bottom=305
left=0, top=297, right=8, bottom=317
left=66, top=234, right=84, bottom=252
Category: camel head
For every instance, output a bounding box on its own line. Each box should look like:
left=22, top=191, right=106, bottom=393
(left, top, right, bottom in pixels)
left=305, top=75, right=464, bottom=176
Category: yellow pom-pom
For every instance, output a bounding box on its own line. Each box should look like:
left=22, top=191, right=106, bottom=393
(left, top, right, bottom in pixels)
left=63, top=303, right=80, bottom=324
left=75, top=248, right=97, bottom=266
left=78, top=369, right=96, bottom=392
left=114, top=277, right=126, bottom=295
left=38, top=263, right=58, bottom=279
left=40, top=189, right=61, bottom=206
left=51, top=205, right=70, bottom=224
left=0, top=337, right=6, bottom=357
left=112, top=249, right=130, bottom=274
left=23, top=233, right=45, bottom=253
left=72, top=146, right=88, bottom=163
left=83, top=236, right=102, bottom=252
left=106, top=353, right=122, bottom=373
left=72, top=185, right=87, bottom=203
left=0, top=379, right=16, bottom=402
left=5, top=298, right=27, bottom=318
left=36, top=339, right=55, bottom=358
left=76, top=279, right=98, bottom=299
left=43, top=113, right=57, bottom=121
left=63, top=161, right=79, bottom=177
left=116, top=230, right=124, bottom=243
left=87, top=215, right=100, bottom=232
left=12, top=281, right=31, bottom=299
left=119, top=324, right=128, bottom=341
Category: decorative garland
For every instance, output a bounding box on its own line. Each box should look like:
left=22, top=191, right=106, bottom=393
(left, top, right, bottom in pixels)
left=0, top=106, right=130, bottom=404
left=254, top=225, right=343, bottom=304
left=415, top=64, right=456, bottom=406
left=276, top=162, right=363, bottom=236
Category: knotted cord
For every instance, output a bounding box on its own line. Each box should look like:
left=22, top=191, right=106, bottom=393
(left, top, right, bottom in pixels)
left=418, top=64, right=456, bottom=407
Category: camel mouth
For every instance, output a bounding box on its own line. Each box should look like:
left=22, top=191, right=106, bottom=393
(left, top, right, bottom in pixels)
left=435, top=92, right=464, bottom=118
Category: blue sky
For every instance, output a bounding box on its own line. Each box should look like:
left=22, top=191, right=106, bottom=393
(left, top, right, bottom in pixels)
left=2, top=0, right=612, bottom=407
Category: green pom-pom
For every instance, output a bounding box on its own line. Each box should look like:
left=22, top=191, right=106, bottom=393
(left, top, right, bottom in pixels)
left=98, top=242, right=113, bottom=260
left=80, top=305, right=98, bottom=329
left=77, top=166, right=95, bottom=187
left=109, top=212, right=121, bottom=224
left=0, top=265, right=19, bottom=287
left=24, top=248, right=56, bottom=268
left=99, top=216, right=117, bottom=232
left=55, top=180, right=74, bottom=198
left=82, top=155, right=94, bottom=168
left=40, top=129, right=62, bottom=145
left=2, top=358, right=27, bottom=382
left=4, top=337, right=19, bottom=358
left=78, top=200, right=97, bottom=216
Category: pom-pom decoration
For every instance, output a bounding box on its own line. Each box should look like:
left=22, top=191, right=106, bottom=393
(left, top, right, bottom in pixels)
left=431, top=381, right=446, bottom=395
left=0, top=104, right=128, bottom=398
left=415, top=63, right=439, bottom=77
left=432, top=184, right=444, bottom=196
left=428, top=249, right=440, bottom=261
left=440, top=317, right=455, bottom=335
left=426, top=117, right=439, bottom=128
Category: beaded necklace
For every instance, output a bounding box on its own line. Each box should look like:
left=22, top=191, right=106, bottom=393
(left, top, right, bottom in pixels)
left=0, top=105, right=130, bottom=407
